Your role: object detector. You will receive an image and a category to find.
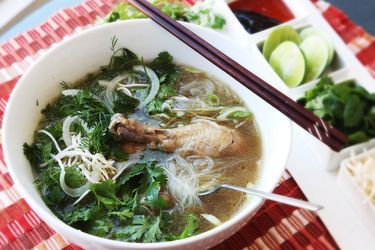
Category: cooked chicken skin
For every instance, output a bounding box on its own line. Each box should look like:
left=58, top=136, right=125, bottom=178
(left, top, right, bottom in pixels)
left=109, top=114, right=238, bottom=157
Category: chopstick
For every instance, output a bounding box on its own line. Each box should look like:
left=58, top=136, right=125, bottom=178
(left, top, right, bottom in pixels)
left=128, top=0, right=348, bottom=151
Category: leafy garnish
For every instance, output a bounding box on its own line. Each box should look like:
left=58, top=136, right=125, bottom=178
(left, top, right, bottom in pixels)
left=298, top=76, right=375, bottom=145
left=65, top=166, right=87, bottom=188
left=26, top=45, right=205, bottom=243
left=104, top=0, right=226, bottom=30
left=109, top=209, right=134, bottom=221
left=64, top=204, right=103, bottom=225
left=174, top=214, right=199, bottom=240
left=228, top=111, right=253, bottom=121
left=88, top=219, right=113, bottom=237
left=117, top=216, right=162, bottom=242
left=90, top=180, right=119, bottom=209
left=149, top=52, right=179, bottom=85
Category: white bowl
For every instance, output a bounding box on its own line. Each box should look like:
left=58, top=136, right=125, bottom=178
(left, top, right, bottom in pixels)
left=3, top=20, right=291, bottom=250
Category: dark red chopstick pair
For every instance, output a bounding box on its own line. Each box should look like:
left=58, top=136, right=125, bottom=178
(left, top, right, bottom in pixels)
left=128, top=0, right=348, bottom=152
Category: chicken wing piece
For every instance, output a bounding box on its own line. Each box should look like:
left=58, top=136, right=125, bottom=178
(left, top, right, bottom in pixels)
left=109, top=114, right=236, bottom=157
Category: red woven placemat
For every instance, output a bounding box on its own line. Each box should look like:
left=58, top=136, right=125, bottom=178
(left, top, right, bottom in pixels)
left=0, top=0, right=374, bottom=249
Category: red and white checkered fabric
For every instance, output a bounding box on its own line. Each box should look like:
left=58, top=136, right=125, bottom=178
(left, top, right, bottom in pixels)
left=0, top=0, right=374, bottom=249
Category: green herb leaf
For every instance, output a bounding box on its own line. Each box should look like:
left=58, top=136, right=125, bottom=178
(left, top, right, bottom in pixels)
left=118, top=215, right=149, bottom=241
left=348, top=131, right=369, bottom=144
left=23, top=143, right=42, bottom=166
left=65, top=166, right=86, bottom=188
left=299, top=76, right=375, bottom=145
left=149, top=52, right=179, bottom=85
left=175, top=214, right=199, bottom=240
left=64, top=204, right=103, bottom=225
left=88, top=219, right=113, bottom=237
left=144, top=216, right=162, bottom=243
left=112, top=91, right=140, bottom=114
left=343, top=95, right=364, bottom=128
left=117, top=163, right=146, bottom=187
left=145, top=181, right=161, bottom=208
left=90, top=180, right=119, bottom=209
left=109, top=209, right=134, bottom=221
left=228, top=111, right=253, bottom=120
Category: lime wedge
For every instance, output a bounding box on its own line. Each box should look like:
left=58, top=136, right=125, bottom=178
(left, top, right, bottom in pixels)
left=300, top=27, right=334, bottom=65
left=269, top=41, right=305, bottom=88
left=263, top=26, right=301, bottom=61
left=300, top=36, right=329, bottom=83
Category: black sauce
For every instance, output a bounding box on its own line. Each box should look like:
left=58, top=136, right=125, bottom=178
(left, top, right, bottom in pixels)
left=233, top=10, right=281, bottom=34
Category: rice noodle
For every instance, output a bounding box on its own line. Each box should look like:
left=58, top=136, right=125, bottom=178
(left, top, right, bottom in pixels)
left=163, top=96, right=224, bottom=115
left=163, top=155, right=201, bottom=209
left=179, top=79, right=215, bottom=97
left=162, top=154, right=242, bottom=210
left=45, top=127, right=130, bottom=200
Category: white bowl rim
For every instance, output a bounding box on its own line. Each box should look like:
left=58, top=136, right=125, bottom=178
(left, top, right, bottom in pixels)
left=2, top=19, right=292, bottom=249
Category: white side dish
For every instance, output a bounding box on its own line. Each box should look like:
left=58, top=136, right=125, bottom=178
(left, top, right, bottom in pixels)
left=339, top=149, right=375, bottom=235
left=209, top=0, right=375, bottom=248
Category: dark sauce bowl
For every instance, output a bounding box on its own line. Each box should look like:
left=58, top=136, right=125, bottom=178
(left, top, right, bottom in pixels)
left=232, top=10, right=281, bottom=34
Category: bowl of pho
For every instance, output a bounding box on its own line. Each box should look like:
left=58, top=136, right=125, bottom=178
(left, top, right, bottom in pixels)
left=3, top=20, right=291, bottom=249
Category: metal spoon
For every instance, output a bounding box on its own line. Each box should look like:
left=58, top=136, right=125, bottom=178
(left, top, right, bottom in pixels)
left=198, top=184, right=323, bottom=212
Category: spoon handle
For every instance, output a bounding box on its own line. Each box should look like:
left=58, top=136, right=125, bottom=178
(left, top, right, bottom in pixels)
left=221, top=184, right=323, bottom=212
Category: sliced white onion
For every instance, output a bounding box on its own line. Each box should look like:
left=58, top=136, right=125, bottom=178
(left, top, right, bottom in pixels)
left=105, top=81, right=118, bottom=105
left=51, top=154, right=90, bottom=198
left=62, top=116, right=79, bottom=147
left=118, top=86, right=133, bottom=97
left=59, top=169, right=90, bottom=197
left=201, top=214, right=222, bottom=226
left=98, top=80, right=110, bottom=86
left=118, top=83, right=148, bottom=88
left=216, top=107, right=248, bottom=121
left=102, top=74, right=132, bottom=104
left=38, top=130, right=61, bottom=152
left=62, top=89, right=81, bottom=96
left=98, top=74, right=131, bottom=87
left=133, top=65, right=160, bottom=107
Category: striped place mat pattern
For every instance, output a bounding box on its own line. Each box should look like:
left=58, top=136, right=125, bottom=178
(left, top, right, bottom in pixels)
left=0, top=0, right=374, bottom=249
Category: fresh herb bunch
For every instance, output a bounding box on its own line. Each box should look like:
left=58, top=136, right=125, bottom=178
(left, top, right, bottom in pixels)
left=23, top=42, right=199, bottom=242
left=105, top=0, right=226, bottom=30
left=298, top=76, right=375, bottom=145
left=38, top=161, right=198, bottom=242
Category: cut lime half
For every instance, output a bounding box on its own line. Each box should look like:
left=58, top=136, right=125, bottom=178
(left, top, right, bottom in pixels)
left=263, top=26, right=301, bottom=61
left=300, top=36, right=329, bottom=83
left=269, top=41, right=305, bottom=88
left=300, top=27, right=335, bottom=66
